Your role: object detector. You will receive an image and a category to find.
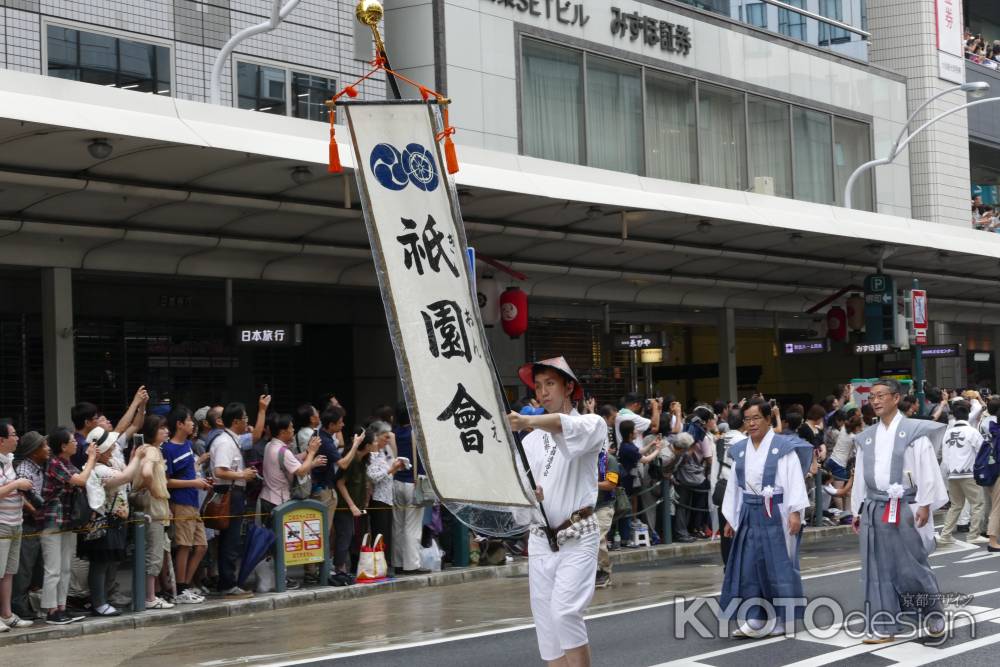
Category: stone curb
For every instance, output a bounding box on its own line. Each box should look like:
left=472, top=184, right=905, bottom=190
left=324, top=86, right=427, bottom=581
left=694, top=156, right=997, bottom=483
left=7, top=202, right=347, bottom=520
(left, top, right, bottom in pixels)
left=0, top=524, right=853, bottom=646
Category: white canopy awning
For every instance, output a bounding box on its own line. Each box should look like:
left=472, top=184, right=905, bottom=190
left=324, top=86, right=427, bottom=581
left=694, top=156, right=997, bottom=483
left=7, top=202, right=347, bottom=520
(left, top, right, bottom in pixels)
left=0, top=69, right=997, bottom=322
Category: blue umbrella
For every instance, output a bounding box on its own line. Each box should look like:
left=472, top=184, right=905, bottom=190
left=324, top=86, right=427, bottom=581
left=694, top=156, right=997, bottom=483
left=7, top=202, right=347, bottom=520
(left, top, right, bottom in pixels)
left=238, top=523, right=276, bottom=588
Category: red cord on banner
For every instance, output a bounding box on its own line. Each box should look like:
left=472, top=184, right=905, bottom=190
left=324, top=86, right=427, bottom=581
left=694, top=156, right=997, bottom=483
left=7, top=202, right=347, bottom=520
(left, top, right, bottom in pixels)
left=324, top=59, right=460, bottom=175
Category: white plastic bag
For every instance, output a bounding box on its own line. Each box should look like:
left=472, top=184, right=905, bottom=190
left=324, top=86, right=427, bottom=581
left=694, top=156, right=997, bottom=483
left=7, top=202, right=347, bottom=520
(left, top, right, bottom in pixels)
left=254, top=557, right=275, bottom=593
left=419, top=539, right=442, bottom=572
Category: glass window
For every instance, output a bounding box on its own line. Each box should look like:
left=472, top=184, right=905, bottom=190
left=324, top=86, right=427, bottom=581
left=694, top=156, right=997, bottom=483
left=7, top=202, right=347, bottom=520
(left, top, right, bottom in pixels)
left=586, top=56, right=642, bottom=175
left=793, top=108, right=834, bottom=204
left=745, top=3, right=767, bottom=29
left=237, top=62, right=287, bottom=115
left=292, top=73, right=336, bottom=122
left=778, top=0, right=807, bottom=41
left=834, top=117, right=873, bottom=210
left=521, top=40, right=584, bottom=165
left=748, top=96, right=791, bottom=197
left=645, top=72, right=697, bottom=183
left=698, top=84, right=747, bottom=190
left=819, top=0, right=851, bottom=45
left=46, top=25, right=171, bottom=94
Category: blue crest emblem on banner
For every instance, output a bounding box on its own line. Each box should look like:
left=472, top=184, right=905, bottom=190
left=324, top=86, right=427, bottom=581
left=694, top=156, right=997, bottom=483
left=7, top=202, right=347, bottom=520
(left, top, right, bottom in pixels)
left=370, top=142, right=439, bottom=192
left=370, top=143, right=408, bottom=191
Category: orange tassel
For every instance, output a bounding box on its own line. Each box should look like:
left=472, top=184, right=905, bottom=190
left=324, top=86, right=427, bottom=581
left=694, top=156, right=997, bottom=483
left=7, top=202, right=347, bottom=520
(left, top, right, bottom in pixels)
left=444, top=135, right=458, bottom=175
left=328, top=106, right=342, bottom=174
left=438, top=105, right=459, bottom=174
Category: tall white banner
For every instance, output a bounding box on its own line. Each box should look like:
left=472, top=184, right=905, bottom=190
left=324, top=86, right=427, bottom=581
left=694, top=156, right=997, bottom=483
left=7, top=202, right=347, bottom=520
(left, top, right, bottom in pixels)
left=935, top=0, right=964, bottom=84
left=344, top=101, right=533, bottom=507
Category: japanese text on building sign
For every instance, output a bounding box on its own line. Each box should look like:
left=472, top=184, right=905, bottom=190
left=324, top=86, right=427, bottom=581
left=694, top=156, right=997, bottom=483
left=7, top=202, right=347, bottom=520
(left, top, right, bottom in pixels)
left=854, top=343, right=890, bottom=354
left=610, top=7, right=691, bottom=55
left=486, top=0, right=589, bottom=26
left=242, top=328, right=286, bottom=343
left=235, top=324, right=300, bottom=346
left=343, top=102, right=533, bottom=507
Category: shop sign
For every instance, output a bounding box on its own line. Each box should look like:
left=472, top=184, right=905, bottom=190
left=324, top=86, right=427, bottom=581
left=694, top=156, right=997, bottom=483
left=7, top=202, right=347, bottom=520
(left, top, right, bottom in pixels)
left=613, top=332, right=666, bottom=350
left=935, top=0, right=963, bottom=83
left=485, top=0, right=589, bottom=27
left=234, top=324, right=301, bottom=346
left=853, top=343, right=891, bottom=355
left=610, top=7, right=691, bottom=55
left=919, top=343, right=961, bottom=358
left=782, top=341, right=827, bottom=355
left=911, top=289, right=928, bottom=345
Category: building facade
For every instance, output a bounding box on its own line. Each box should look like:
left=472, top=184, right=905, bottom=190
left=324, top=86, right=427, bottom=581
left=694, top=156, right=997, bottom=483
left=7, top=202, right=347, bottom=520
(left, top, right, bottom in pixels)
left=0, top=0, right=998, bottom=430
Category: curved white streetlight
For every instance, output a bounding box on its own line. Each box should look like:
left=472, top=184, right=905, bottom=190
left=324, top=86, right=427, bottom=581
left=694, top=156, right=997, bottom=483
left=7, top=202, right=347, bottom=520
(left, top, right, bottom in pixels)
left=843, top=81, right=991, bottom=210
left=209, top=0, right=303, bottom=106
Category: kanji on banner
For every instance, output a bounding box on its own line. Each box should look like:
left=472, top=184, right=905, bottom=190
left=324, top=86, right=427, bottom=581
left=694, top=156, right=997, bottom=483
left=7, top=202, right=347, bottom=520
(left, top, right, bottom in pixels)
left=343, top=101, right=533, bottom=507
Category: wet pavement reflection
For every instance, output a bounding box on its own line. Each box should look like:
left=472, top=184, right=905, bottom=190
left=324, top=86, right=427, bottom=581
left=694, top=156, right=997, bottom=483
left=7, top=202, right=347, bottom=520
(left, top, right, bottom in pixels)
left=0, top=535, right=862, bottom=667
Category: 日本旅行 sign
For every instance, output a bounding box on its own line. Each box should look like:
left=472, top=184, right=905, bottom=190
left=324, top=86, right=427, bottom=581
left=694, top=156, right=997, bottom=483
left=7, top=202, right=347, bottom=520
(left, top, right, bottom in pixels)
left=343, top=101, right=533, bottom=508
left=235, top=324, right=301, bottom=346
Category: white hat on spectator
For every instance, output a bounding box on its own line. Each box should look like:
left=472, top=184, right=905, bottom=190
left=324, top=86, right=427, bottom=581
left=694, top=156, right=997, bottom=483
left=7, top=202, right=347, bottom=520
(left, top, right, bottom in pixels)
left=194, top=406, right=211, bottom=423
left=86, top=426, right=120, bottom=454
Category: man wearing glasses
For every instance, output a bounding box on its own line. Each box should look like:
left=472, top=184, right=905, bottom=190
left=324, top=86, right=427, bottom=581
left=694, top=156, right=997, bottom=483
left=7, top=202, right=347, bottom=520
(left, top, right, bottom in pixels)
left=719, top=398, right=813, bottom=639
left=850, top=378, right=948, bottom=643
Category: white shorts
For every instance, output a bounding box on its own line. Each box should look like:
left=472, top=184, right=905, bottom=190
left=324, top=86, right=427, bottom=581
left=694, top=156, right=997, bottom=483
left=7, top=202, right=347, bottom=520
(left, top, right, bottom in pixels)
left=528, top=532, right=599, bottom=661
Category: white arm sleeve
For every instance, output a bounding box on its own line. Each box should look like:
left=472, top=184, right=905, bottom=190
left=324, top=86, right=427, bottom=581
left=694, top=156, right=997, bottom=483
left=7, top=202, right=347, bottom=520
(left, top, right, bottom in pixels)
left=850, top=447, right=865, bottom=516
left=913, top=436, right=949, bottom=511
left=778, top=452, right=810, bottom=515
left=552, top=413, right=607, bottom=460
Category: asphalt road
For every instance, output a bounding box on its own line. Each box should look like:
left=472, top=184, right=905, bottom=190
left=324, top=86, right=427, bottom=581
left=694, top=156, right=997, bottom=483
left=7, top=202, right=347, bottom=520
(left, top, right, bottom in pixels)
left=265, top=536, right=1000, bottom=667
left=5, top=531, right=999, bottom=667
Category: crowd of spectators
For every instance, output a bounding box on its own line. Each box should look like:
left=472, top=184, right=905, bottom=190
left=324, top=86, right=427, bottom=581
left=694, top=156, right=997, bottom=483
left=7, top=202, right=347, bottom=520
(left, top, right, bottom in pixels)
left=0, top=388, right=441, bottom=632
left=971, top=195, right=998, bottom=232
left=965, top=28, right=1000, bottom=68
left=2, top=376, right=995, bottom=631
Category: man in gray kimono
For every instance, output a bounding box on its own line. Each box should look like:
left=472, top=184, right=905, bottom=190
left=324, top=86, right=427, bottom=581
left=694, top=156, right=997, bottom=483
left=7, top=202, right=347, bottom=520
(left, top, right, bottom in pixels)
left=851, top=378, right=948, bottom=643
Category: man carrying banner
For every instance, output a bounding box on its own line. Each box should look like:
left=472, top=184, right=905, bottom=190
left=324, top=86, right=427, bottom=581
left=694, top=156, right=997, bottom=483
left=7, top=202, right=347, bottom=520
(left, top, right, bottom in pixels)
left=850, top=378, right=948, bottom=643
left=508, top=357, right=607, bottom=667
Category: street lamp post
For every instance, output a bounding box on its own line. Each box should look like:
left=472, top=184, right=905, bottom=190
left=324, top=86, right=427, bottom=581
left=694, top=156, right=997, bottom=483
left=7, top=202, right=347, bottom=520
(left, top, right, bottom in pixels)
left=843, top=81, right=991, bottom=210
left=209, top=0, right=303, bottom=106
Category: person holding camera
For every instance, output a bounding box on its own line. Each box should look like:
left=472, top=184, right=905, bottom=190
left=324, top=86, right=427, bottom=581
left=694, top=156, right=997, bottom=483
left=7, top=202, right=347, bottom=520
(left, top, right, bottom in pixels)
left=210, top=402, right=260, bottom=599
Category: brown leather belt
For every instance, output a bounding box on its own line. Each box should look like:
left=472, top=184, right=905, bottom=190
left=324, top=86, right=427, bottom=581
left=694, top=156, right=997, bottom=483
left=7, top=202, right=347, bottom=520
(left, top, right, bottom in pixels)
left=552, top=506, right=594, bottom=533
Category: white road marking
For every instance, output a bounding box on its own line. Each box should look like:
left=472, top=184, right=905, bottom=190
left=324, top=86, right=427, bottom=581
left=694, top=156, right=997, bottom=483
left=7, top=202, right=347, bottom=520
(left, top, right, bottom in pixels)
left=645, top=637, right=787, bottom=666
left=240, top=546, right=994, bottom=667
left=782, top=606, right=1000, bottom=667
left=875, top=620, right=1000, bottom=666
left=960, top=570, right=997, bottom=577
left=955, top=553, right=1000, bottom=563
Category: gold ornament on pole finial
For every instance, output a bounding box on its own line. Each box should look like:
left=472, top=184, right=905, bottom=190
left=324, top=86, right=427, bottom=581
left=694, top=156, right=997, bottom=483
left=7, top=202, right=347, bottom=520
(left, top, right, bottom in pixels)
left=355, top=0, right=386, bottom=54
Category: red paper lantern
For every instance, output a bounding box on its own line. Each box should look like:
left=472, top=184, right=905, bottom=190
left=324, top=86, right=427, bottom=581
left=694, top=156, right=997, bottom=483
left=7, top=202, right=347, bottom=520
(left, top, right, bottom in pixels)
left=500, top=287, right=528, bottom=339
left=827, top=306, right=847, bottom=342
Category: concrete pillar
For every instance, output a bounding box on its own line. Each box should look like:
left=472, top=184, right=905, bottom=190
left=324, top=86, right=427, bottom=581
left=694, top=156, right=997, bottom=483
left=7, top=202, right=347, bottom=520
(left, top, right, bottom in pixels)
left=931, top=321, right=965, bottom=388
left=718, top=308, right=737, bottom=402
left=868, top=1, right=971, bottom=226
left=41, top=268, right=75, bottom=431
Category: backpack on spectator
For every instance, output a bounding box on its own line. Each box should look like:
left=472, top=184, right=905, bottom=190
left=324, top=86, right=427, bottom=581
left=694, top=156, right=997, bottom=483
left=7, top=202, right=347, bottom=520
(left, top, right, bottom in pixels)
left=278, top=445, right=312, bottom=500
left=974, top=423, right=1000, bottom=487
